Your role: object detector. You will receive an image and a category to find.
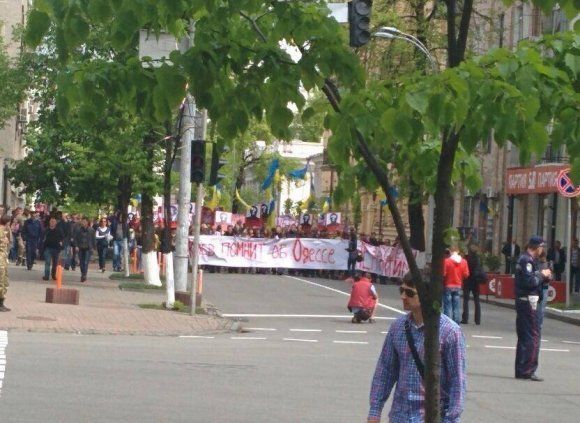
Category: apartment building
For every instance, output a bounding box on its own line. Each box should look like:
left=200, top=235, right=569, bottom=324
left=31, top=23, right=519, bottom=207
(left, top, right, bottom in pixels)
left=0, top=0, right=30, bottom=208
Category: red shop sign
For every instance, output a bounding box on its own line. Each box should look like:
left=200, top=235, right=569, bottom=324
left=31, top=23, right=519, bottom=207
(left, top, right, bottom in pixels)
left=506, top=164, right=569, bottom=195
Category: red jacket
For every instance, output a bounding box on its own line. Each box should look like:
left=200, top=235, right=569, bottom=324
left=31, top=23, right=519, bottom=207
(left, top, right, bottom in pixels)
left=443, top=253, right=470, bottom=289
left=348, top=277, right=377, bottom=309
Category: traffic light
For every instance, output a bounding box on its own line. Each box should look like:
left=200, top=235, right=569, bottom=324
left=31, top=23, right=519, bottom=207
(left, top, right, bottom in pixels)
left=209, top=144, right=229, bottom=186
left=348, top=0, right=372, bottom=48
left=191, top=140, right=206, bottom=184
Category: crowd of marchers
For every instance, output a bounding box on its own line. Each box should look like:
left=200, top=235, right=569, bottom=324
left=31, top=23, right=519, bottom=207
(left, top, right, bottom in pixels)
left=2, top=207, right=141, bottom=283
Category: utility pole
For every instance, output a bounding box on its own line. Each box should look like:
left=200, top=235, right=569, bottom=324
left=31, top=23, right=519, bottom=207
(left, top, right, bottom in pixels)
left=174, top=94, right=196, bottom=292
left=174, top=23, right=196, bottom=293
left=190, top=111, right=207, bottom=315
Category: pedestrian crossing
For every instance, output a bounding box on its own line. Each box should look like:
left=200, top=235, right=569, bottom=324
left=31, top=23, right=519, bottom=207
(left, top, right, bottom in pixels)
left=0, top=330, right=7, bottom=397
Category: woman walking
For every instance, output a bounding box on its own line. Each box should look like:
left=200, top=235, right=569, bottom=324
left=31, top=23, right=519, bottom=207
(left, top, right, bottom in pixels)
left=95, top=217, right=111, bottom=272
left=0, top=215, right=12, bottom=311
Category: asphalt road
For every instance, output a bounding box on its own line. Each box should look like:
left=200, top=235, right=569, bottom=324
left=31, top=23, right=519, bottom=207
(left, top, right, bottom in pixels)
left=1, top=273, right=579, bottom=422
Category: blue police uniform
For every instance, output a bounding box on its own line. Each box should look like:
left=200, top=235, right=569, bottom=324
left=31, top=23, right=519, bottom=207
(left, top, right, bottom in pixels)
left=514, top=251, right=544, bottom=379
left=22, top=218, right=42, bottom=270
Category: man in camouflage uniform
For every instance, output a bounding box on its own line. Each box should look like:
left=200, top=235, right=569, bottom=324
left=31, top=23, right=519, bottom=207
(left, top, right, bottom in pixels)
left=0, top=214, right=11, bottom=312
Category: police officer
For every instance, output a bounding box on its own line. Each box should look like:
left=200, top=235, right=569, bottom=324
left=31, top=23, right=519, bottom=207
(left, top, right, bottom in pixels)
left=514, top=236, right=551, bottom=381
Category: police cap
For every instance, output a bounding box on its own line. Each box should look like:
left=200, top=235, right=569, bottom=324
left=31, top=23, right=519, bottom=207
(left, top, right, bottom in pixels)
left=528, top=236, right=545, bottom=247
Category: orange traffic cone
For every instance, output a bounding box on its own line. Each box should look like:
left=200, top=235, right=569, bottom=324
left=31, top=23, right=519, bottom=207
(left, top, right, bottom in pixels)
left=55, top=263, right=63, bottom=289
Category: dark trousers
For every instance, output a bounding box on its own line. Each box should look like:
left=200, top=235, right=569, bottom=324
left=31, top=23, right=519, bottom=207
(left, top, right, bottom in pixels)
left=43, top=247, right=60, bottom=279
left=70, top=247, right=77, bottom=270
left=347, top=258, right=356, bottom=276
left=462, top=282, right=481, bottom=324
left=571, top=266, right=580, bottom=293
left=78, top=248, right=91, bottom=277
left=504, top=257, right=515, bottom=274
left=25, top=239, right=38, bottom=269
left=515, top=298, right=542, bottom=378
left=96, top=242, right=107, bottom=270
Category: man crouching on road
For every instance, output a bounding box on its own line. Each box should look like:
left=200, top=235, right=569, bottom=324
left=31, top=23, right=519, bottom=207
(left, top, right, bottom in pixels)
left=348, top=271, right=378, bottom=323
left=368, top=272, right=466, bottom=422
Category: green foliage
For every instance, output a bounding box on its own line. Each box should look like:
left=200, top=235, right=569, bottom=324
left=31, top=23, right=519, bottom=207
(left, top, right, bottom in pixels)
left=0, top=37, right=27, bottom=128
left=283, top=198, right=293, bottom=216
left=328, top=32, right=580, bottom=205
left=483, top=253, right=502, bottom=273
left=9, top=24, right=165, bottom=206
left=24, top=0, right=364, bottom=144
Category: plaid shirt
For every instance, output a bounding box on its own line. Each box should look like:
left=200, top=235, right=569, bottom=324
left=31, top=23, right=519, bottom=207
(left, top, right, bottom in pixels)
left=368, top=313, right=466, bottom=422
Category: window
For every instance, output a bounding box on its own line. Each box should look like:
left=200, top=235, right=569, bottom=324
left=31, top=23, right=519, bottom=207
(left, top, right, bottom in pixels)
left=512, top=4, right=524, bottom=43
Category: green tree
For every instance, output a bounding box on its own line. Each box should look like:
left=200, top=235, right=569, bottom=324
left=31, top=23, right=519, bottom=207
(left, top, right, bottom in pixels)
left=23, top=1, right=579, bottom=421
left=0, top=36, right=26, bottom=128
left=326, top=24, right=578, bottom=423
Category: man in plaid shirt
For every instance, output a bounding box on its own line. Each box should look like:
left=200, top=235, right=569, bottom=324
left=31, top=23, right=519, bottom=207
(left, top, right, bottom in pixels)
left=368, top=272, right=466, bottom=422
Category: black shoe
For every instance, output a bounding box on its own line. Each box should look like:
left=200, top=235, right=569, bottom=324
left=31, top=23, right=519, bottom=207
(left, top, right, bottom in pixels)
left=0, top=305, right=10, bottom=312
left=80, top=275, right=86, bottom=282
left=460, top=320, right=468, bottom=324
left=42, top=276, right=49, bottom=281
left=64, top=267, right=70, bottom=271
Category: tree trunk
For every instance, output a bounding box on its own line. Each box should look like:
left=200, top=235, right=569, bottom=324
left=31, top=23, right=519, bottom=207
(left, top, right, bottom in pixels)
left=116, top=174, right=132, bottom=277
left=408, top=180, right=426, bottom=251
left=162, top=132, right=177, bottom=306
left=141, top=133, right=162, bottom=286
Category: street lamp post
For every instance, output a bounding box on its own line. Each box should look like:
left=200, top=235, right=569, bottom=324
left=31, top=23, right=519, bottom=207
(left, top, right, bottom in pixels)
left=372, top=27, right=438, bottom=262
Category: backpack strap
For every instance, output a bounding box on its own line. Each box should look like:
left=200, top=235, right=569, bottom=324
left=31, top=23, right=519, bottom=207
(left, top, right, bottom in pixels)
left=404, top=319, right=425, bottom=380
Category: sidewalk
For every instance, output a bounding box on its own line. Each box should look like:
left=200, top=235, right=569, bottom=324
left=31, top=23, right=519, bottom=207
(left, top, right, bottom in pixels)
left=0, top=262, right=233, bottom=336
left=481, top=294, right=580, bottom=326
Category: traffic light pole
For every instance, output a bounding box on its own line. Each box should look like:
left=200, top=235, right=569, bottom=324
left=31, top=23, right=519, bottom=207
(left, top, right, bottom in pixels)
left=189, top=182, right=204, bottom=315
left=174, top=94, right=196, bottom=293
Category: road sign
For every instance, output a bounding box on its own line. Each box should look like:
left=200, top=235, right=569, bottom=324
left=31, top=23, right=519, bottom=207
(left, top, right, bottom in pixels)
left=547, top=285, right=556, bottom=302
left=557, top=168, right=580, bottom=197
left=488, top=278, right=496, bottom=293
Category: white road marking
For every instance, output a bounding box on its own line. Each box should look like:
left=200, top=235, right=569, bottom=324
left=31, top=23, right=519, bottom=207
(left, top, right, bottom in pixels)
left=222, top=314, right=395, bottom=319
left=179, top=335, right=215, bottom=339
left=472, top=335, right=503, bottom=339
left=333, top=340, right=369, bottom=345
left=562, top=340, right=580, bottom=345
left=0, top=331, right=6, bottom=398
left=245, top=328, right=277, bottom=331
left=541, top=339, right=549, bottom=342
left=485, top=345, right=569, bottom=353
left=485, top=345, right=516, bottom=350
left=381, top=331, right=388, bottom=334
left=230, top=336, right=267, bottom=340
left=283, top=338, right=319, bottom=343
left=285, top=275, right=406, bottom=315
left=290, top=329, right=322, bottom=332
left=336, top=330, right=367, bottom=334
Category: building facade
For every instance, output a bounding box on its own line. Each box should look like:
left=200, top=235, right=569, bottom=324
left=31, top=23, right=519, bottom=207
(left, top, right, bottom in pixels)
left=0, top=0, right=30, bottom=209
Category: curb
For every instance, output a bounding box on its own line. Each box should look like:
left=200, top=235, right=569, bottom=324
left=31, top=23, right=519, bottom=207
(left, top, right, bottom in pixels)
left=482, top=297, right=580, bottom=327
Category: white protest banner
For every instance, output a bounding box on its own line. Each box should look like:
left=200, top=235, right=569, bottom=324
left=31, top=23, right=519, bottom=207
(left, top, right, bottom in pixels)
left=196, top=236, right=346, bottom=270
left=192, top=236, right=424, bottom=276
left=357, top=243, right=426, bottom=278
